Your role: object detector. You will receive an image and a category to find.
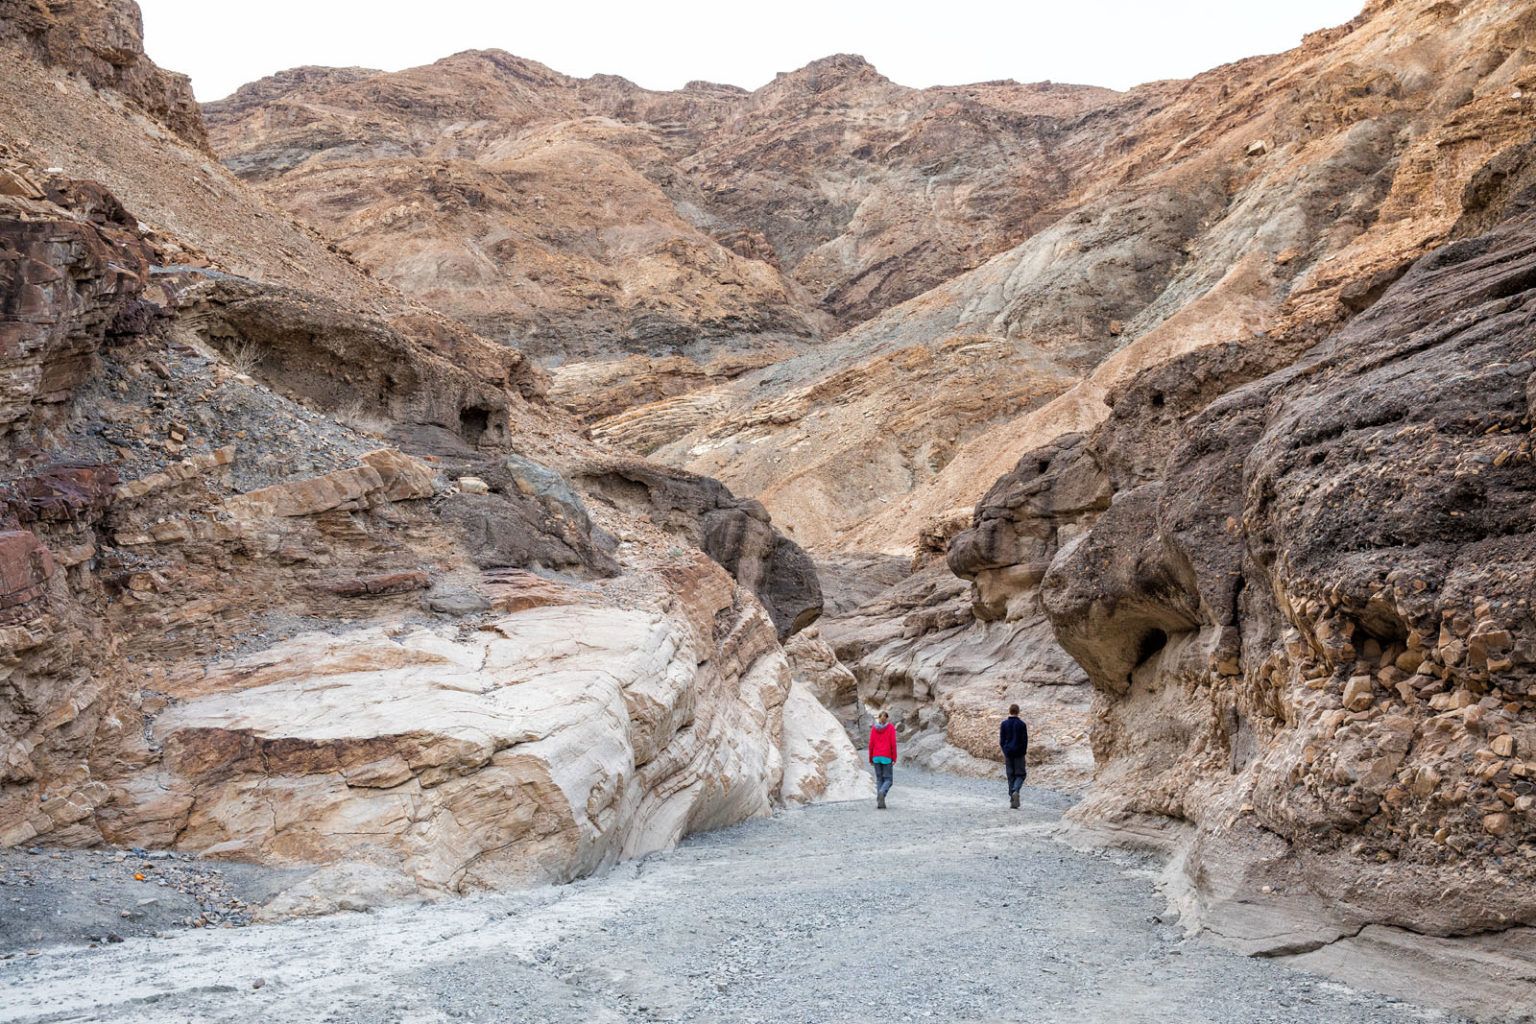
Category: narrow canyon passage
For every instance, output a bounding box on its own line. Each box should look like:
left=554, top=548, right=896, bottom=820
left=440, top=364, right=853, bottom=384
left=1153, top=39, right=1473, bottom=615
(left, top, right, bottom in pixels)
left=0, top=773, right=1461, bottom=1024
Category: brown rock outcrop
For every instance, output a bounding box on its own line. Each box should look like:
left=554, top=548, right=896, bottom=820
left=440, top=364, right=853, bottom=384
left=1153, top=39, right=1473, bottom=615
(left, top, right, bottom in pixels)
left=0, top=6, right=863, bottom=902
left=0, top=0, right=206, bottom=149
left=993, top=202, right=1536, bottom=1013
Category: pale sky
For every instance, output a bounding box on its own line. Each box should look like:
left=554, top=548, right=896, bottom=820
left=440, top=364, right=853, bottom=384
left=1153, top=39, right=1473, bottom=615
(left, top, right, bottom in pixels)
left=137, top=0, right=1366, bottom=102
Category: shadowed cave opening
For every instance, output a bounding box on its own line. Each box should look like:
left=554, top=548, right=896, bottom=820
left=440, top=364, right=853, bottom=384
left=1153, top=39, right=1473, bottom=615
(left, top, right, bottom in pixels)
left=1135, top=627, right=1169, bottom=669
left=459, top=405, right=490, bottom=445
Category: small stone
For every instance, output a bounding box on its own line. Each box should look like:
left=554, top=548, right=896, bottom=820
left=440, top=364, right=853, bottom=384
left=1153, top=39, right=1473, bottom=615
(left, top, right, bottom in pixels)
left=252, top=977, right=265, bottom=990
left=1493, top=734, right=1516, bottom=758
left=1409, top=766, right=1441, bottom=797
left=457, top=476, right=490, bottom=495
left=1484, top=812, right=1514, bottom=836
left=1343, top=675, right=1374, bottom=711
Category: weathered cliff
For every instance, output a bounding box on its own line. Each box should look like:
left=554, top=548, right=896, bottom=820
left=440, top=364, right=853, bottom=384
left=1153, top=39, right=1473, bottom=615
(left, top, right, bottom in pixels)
left=0, top=2, right=866, bottom=911
left=936, top=186, right=1536, bottom=1019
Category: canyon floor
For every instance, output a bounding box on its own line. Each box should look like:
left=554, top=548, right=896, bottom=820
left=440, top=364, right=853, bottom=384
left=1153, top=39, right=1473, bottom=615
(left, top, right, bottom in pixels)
left=0, top=772, right=1465, bottom=1024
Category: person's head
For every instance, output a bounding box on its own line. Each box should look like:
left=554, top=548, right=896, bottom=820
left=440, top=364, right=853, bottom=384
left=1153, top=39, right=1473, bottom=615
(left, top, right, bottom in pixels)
left=1009, top=704, right=1020, bottom=717
left=878, top=709, right=889, bottom=725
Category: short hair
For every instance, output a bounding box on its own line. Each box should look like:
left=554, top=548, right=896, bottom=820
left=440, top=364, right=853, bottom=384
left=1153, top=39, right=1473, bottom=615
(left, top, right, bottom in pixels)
left=1009, top=704, right=1020, bottom=715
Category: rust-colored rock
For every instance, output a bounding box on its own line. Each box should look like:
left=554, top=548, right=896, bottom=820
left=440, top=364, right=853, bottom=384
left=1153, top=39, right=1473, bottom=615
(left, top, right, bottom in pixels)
left=0, top=528, right=53, bottom=622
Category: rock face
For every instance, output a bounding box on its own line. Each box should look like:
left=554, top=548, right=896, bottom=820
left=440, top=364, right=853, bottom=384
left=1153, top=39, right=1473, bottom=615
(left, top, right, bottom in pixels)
left=575, top=460, right=822, bottom=639
left=0, top=0, right=206, bottom=149
left=0, top=179, right=151, bottom=433
left=0, top=0, right=864, bottom=906
left=933, top=201, right=1536, bottom=1014
left=1056, top=205, right=1536, bottom=926
left=109, top=567, right=859, bottom=892
left=204, top=52, right=1134, bottom=361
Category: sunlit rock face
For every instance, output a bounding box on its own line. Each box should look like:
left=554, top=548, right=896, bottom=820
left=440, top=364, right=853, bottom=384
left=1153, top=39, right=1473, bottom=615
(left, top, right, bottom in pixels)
left=0, top=0, right=864, bottom=903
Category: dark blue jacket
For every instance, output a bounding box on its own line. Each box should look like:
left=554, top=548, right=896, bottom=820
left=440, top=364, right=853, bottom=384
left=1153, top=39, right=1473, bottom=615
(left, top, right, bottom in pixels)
left=999, top=716, right=1028, bottom=758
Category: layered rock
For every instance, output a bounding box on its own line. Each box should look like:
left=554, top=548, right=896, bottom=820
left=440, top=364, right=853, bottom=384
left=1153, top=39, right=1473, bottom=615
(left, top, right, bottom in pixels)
left=0, top=3, right=865, bottom=906
left=984, top=203, right=1536, bottom=1015
left=204, top=51, right=1137, bottom=362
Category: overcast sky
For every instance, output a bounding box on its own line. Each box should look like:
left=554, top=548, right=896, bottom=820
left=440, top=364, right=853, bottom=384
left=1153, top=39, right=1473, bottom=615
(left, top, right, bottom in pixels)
left=137, top=0, right=1366, bottom=102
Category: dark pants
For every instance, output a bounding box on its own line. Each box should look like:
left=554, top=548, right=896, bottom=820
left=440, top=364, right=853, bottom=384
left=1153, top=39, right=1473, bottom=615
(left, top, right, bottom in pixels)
left=872, top=761, right=894, bottom=798
left=1005, top=754, right=1028, bottom=795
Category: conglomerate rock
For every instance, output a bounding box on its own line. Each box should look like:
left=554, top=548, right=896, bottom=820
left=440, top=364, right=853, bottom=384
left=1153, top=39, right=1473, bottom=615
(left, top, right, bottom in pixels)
left=1013, top=204, right=1536, bottom=1008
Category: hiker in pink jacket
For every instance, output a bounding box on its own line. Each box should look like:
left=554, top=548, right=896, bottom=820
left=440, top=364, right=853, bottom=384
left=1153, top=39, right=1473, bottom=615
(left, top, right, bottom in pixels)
left=868, top=709, right=898, bottom=809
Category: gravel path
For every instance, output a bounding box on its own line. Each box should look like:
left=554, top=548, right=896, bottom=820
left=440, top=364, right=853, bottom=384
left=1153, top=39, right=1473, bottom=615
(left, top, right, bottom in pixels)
left=0, top=771, right=1466, bottom=1024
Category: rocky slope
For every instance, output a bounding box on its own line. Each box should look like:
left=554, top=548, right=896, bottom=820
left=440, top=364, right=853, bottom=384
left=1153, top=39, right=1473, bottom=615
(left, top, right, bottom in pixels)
left=203, top=51, right=1142, bottom=378
left=0, top=0, right=865, bottom=912
left=612, top=0, right=1518, bottom=553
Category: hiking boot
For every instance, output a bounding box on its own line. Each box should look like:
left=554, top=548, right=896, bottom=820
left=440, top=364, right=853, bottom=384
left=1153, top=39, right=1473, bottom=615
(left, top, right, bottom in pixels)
left=877, top=793, right=886, bottom=809
left=1010, top=791, right=1020, bottom=809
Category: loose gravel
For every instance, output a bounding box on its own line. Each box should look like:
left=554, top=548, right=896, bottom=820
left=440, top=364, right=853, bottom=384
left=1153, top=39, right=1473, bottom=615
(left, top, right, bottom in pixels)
left=0, top=771, right=1468, bottom=1024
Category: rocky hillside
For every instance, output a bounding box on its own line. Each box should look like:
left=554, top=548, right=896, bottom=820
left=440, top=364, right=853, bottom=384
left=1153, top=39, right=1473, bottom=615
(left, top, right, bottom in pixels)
left=651, top=0, right=1536, bottom=555
left=204, top=51, right=1141, bottom=372
left=0, top=0, right=865, bottom=913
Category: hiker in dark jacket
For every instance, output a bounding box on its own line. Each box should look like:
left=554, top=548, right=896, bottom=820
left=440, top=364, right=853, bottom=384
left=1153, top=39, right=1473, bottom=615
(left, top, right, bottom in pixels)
left=999, top=705, right=1029, bottom=809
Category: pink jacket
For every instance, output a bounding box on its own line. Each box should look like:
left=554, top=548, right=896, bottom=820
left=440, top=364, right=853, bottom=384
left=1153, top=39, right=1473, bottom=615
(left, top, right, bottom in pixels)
left=868, top=722, right=898, bottom=762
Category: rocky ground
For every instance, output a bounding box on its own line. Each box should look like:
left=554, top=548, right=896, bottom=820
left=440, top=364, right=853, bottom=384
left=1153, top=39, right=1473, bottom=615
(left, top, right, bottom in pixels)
left=0, top=846, right=307, bottom=950
left=0, top=772, right=1473, bottom=1024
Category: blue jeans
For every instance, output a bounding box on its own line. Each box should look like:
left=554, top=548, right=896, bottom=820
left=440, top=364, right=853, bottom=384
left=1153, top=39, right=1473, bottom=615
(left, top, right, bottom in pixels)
left=1005, top=755, right=1028, bottom=795
left=872, top=761, right=894, bottom=798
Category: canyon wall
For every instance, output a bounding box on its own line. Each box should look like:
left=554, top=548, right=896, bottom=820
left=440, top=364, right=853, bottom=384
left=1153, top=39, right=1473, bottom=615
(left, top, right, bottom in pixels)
left=0, top=0, right=866, bottom=909
left=939, top=156, right=1536, bottom=1021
